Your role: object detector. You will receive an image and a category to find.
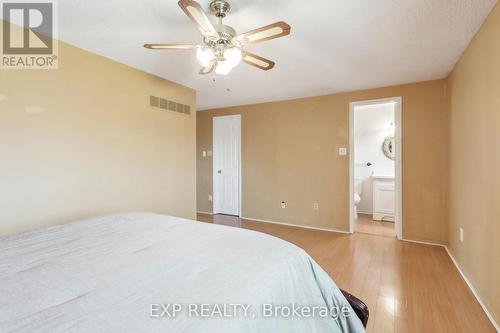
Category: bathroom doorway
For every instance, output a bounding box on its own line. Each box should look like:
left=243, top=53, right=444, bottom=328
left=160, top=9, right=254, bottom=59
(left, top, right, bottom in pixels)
left=349, top=98, right=402, bottom=238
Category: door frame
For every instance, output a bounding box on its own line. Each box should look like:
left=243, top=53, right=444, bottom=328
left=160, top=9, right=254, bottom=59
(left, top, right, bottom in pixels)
left=212, top=114, right=242, bottom=217
left=348, top=97, right=403, bottom=239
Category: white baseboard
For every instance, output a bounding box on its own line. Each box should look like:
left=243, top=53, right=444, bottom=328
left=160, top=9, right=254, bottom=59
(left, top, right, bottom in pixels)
left=404, top=237, right=500, bottom=331
left=240, top=216, right=351, bottom=235
left=444, top=246, right=499, bottom=332
left=401, top=238, right=445, bottom=247
left=196, top=211, right=213, bottom=215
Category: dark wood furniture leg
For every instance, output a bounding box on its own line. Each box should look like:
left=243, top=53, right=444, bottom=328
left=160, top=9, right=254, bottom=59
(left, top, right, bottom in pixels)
left=341, top=289, right=369, bottom=328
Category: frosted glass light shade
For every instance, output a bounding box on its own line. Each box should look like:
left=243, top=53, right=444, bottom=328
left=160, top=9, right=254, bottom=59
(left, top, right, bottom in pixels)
left=223, top=47, right=242, bottom=67
left=215, top=60, right=233, bottom=75
left=196, top=47, right=215, bottom=67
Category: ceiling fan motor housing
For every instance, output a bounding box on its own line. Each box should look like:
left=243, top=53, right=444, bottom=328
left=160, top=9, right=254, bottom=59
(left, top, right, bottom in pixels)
left=217, top=24, right=237, bottom=41
left=203, top=23, right=237, bottom=47
left=210, top=0, right=231, bottom=18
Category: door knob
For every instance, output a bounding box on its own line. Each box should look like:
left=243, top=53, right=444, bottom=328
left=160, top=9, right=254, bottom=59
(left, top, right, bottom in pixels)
left=217, top=170, right=222, bottom=174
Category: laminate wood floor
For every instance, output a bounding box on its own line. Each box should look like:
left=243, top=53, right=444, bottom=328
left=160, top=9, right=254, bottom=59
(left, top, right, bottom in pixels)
left=197, top=213, right=496, bottom=333
left=355, top=213, right=396, bottom=238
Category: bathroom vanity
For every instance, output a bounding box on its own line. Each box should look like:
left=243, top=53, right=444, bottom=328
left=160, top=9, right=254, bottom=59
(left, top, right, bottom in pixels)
left=372, top=175, right=395, bottom=221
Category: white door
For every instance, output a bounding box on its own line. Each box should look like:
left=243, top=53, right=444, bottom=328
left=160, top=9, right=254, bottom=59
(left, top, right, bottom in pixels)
left=213, top=115, right=240, bottom=216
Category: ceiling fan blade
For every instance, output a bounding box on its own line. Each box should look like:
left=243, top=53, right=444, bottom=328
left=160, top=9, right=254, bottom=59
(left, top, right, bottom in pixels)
left=178, top=0, right=219, bottom=40
left=237, top=21, right=291, bottom=45
left=199, top=60, right=216, bottom=75
left=144, top=44, right=199, bottom=50
left=242, top=51, right=275, bottom=71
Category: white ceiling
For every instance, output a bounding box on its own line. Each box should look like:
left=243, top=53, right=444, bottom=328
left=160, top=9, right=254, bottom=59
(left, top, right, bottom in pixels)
left=58, top=0, right=497, bottom=110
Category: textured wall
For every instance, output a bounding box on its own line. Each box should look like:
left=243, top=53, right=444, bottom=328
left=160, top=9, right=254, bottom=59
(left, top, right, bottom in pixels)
left=0, top=38, right=197, bottom=235
left=447, top=3, right=500, bottom=325
left=197, top=80, right=448, bottom=243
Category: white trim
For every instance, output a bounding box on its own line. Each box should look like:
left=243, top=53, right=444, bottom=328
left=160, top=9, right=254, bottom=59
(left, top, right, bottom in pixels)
left=349, top=106, right=355, bottom=233
left=241, top=216, right=350, bottom=235
left=394, top=98, right=403, bottom=239
left=401, top=238, right=445, bottom=247
left=349, top=97, right=403, bottom=239
left=210, top=115, right=241, bottom=120
left=445, top=246, right=500, bottom=332
left=197, top=211, right=213, bottom=215
left=239, top=116, right=242, bottom=218
left=399, top=239, right=498, bottom=331
left=212, top=114, right=242, bottom=217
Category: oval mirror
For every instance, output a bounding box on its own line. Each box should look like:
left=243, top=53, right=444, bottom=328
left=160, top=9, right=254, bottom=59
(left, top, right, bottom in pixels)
left=382, top=135, right=395, bottom=160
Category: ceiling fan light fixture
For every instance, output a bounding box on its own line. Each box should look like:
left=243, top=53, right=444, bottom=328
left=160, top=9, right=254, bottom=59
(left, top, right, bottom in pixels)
left=196, top=47, right=215, bottom=67
left=215, top=60, right=233, bottom=75
left=223, top=47, right=242, bottom=67
left=145, top=1, right=291, bottom=75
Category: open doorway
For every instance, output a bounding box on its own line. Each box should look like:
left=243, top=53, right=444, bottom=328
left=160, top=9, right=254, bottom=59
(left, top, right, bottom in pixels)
left=349, top=98, right=402, bottom=238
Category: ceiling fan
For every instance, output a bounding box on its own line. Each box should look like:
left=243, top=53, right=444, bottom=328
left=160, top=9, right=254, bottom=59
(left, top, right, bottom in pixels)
left=144, top=0, right=291, bottom=75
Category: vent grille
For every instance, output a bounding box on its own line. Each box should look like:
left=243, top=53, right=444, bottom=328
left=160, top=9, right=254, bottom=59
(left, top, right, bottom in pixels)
left=159, top=98, right=169, bottom=110
left=149, top=96, right=159, bottom=107
left=177, top=103, right=184, bottom=113
left=168, top=101, right=176, bottom=112
left=150, top=95, right=191, bottom=115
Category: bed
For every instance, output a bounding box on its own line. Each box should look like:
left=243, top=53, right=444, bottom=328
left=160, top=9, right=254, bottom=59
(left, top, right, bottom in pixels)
left=0, top=213, right=366, bottom=332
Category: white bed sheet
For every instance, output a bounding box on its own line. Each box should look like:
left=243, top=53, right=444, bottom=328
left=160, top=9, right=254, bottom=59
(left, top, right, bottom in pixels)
left=0, top=213, right=364, bottom=332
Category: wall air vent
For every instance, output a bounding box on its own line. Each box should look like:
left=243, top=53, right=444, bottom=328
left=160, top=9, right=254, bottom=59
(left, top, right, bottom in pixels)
left=150, top=96, right=191, bottom=115
left=176, top=103, right=184, bottom=113
left=168, top=100, right=176, bottom=111
left=159, top=98, right=169, bottom=110
left=149, top=96, right=159, bottom=107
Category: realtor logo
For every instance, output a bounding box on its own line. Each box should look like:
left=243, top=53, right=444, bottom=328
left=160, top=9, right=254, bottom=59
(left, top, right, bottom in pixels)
left=1, top=1, right=58, bottom=69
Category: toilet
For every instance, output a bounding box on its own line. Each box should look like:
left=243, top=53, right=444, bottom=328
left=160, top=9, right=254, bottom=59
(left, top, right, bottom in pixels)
left=354, top=178, right=363, bottom=219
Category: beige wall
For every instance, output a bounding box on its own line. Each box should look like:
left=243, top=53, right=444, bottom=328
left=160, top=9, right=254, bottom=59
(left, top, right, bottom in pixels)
left=447, top=3, right=500, bottom=324
left=197, top=80, right=449, bottom=243
left=0, top=38, right=197, bottom=235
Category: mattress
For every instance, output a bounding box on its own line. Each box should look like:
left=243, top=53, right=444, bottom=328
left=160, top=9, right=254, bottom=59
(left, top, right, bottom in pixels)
left=0, top=213, right=365, bottom=332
